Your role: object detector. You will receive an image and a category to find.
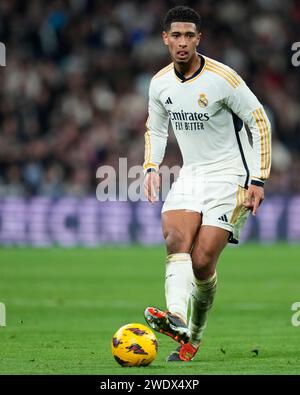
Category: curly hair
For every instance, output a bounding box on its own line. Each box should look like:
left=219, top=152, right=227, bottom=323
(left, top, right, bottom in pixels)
left=163, top=6, right=201, bottom=32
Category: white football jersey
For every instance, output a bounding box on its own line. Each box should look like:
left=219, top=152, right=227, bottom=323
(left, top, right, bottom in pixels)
left=143, top=54, right=271, bottom=187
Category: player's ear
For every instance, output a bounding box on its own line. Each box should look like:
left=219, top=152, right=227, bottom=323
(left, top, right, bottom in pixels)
left=162, top=31, right=169, bottom=46
left=196, top=32, right=202, bottom=46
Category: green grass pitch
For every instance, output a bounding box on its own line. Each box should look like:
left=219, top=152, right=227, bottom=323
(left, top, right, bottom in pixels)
left=0, top=244, right=300, bottom=375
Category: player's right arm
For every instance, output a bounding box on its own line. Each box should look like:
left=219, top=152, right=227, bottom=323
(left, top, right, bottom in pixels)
left=143, top=78, right=169, bottom=203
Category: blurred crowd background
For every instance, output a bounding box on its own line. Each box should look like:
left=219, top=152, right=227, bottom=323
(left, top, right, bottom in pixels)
left=0, top=0, right=299, bottom=198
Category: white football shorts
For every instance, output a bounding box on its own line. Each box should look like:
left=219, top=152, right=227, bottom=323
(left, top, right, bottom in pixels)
left=161, top=171, right=250, bottom=244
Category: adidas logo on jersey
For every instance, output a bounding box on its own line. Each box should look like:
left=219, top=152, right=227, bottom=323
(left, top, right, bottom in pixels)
left=165, top=97, right=173, bottom=105
left=218, top=214, right=228, bottom=222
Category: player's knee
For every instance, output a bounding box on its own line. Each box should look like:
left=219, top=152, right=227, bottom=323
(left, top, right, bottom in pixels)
left=192, top=248, right=216, bottom=280
left=164, top=228, right=190, bottom=254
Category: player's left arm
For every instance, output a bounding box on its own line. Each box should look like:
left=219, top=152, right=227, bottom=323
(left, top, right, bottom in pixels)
left=224, top=75, right=272, bottom=215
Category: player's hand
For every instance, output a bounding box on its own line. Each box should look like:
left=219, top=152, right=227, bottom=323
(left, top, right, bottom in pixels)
left=144, top=171, right=160, bottom=203
left=243, top=185, right=264, bottom=216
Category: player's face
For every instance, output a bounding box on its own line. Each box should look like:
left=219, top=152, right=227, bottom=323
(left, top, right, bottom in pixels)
left=162, top=22, right=201, bottom=64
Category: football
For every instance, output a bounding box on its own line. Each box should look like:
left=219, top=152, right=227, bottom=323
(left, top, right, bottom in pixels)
left=111, top=323, right=158, bottom=367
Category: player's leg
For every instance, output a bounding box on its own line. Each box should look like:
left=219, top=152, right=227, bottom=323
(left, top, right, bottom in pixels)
left=178, top=182, right=249, bottom=360
left=166, top=181, right=249, bottom=361
left=167, top=225, right=229, bottom=361
left=162, top=210, right=201, bottom=321
left=188, top=225, right=229, bottom=346
left=145, top=209, right=201, bottom=343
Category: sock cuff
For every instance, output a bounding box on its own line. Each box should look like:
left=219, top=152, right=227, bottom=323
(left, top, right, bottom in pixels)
left=194, top=271, right=217, bottom=288
left=166, top=253, right=191, bottom=263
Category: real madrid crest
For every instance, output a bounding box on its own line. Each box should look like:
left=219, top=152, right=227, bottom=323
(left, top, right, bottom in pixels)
left=198, top=93, right=208, bottom=108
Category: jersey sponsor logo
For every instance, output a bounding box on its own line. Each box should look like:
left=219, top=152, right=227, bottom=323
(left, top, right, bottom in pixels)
left=167, top=110, right=209, bottom=122
left=198, top=93, right=208, bottom=108
left=165, top=97, right=173, bottom=105
left=167, top=110, right=209, bottom=132
left=174, top=121, right=204, bottom=131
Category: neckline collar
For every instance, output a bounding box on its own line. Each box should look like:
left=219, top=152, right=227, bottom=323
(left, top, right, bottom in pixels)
left=174, top=54, right=205, bottom=83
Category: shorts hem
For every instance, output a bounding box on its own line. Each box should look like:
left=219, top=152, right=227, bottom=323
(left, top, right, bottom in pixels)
left=161, top=205, right=201, bottom=214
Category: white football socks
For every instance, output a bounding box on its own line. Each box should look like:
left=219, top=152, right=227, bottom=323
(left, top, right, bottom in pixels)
left=188, top=271, right=217, bottom=347
left=165, top=253, right=194, bottom=323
